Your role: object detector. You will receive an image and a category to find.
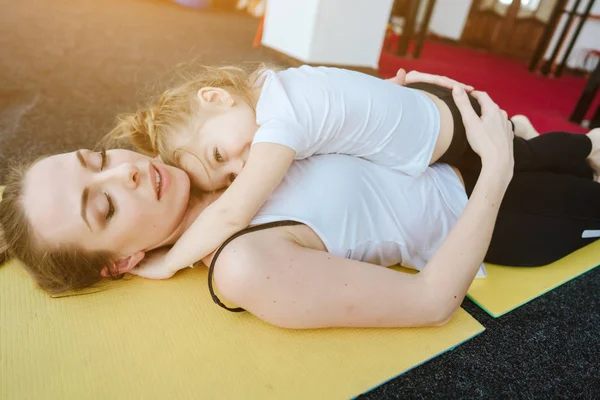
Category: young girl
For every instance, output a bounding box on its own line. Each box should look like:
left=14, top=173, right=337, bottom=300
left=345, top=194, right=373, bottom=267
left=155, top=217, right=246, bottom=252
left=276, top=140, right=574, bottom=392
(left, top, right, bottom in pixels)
left=106, top=64, right=538, bottom=278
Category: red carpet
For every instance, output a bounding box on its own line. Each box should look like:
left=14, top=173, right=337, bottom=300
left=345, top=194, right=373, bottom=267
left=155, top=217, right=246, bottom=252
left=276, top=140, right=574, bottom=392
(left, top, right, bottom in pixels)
left=379, top=40, right=600, bottom=134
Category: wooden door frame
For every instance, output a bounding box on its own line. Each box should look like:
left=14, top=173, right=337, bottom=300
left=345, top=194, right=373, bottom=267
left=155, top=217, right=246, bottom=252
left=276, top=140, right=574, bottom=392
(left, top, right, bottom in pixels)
left=493, top=0, right=522, bottom=54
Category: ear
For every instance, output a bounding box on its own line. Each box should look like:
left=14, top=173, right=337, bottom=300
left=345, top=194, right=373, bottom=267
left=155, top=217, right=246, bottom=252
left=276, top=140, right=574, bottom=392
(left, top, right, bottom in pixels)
left=197, top=87, right=234, bottom=107
left=100, top=251, right=146, bottom=277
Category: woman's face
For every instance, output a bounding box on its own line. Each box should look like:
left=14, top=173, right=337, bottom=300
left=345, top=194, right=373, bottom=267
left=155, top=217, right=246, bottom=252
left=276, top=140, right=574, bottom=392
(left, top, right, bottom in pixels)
left=22, top=149, right=191, bottom=260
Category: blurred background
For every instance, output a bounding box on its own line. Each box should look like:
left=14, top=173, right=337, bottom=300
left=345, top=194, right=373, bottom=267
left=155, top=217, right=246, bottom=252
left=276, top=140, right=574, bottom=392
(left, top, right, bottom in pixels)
left=1, top=0, right=599, bottom=398
left=1, top=0, right=599, bottom=175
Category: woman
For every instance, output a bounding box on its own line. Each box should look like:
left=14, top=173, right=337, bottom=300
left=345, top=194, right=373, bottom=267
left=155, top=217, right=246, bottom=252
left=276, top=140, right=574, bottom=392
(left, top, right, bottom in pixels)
left=1, top=83, right=598, bottom=329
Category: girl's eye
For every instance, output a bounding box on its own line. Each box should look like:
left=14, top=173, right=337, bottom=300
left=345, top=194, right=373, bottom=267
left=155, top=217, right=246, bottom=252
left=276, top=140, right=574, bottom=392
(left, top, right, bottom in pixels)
left=104, top=192, right=115, bottom=221
left=100, top=148, right=108, bottom=171
left=213, top=148, right=224, bottom=163
left=228, top=173, right=236, bottom=183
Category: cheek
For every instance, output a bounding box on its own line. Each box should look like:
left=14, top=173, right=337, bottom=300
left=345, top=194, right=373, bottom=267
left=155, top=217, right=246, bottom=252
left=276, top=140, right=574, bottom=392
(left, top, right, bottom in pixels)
left=227, top=133, right=249, bottom=159
left=123, top=203, right=163, bottom=232
left=113, top=204, right=164, bottom=252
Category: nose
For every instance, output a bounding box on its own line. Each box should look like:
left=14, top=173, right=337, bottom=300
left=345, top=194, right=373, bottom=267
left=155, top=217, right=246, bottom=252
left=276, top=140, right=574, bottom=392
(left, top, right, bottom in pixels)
left=95, top=163, right=140, bottom=189
left=231, top=158, right=245, bottom=174
left=225, top=159, right=245, bottom=186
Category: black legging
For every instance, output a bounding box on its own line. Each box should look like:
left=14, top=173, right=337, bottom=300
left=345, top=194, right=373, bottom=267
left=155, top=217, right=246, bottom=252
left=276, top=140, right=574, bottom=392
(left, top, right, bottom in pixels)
left=460, top=132, right=599, bottom=266
left=487, top=171, right=600, bottom=266
left=452, top=132, right=593, bottom=196
left=409, top=82, right=599, bottom=266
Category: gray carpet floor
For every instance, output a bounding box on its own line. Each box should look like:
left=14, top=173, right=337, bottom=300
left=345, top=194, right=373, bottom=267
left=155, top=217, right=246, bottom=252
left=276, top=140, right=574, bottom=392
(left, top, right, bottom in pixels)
left=1, top=0, right=598, bottom=398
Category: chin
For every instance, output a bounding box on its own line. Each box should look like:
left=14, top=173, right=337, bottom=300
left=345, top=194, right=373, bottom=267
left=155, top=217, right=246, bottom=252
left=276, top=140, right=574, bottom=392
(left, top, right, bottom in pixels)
left=168, top=166, right=191, bottom=215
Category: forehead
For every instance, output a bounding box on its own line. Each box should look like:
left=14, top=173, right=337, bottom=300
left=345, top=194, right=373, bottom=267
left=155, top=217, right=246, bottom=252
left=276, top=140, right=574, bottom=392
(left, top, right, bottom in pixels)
left=22, top=152, right=84, bottom=246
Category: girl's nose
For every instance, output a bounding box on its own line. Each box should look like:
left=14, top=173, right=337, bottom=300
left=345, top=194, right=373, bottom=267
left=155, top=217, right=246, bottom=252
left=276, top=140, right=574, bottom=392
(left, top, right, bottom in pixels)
left=225, top=159, right=245, bottom=186
left=230, top=158, right=245, bottom=175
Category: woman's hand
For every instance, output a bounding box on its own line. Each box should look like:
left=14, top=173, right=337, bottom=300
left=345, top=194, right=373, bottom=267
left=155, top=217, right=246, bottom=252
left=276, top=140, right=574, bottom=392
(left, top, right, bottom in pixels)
left=128, top=248, right=178, bottom=280
left=387, top=68, right=475, bottom=92
left=452, top=86, right=514, bottom=177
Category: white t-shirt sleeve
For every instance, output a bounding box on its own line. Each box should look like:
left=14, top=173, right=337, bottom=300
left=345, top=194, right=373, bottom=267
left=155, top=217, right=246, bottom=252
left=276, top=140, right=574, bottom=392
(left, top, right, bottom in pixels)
left=251, top=120, right=303, bottom=155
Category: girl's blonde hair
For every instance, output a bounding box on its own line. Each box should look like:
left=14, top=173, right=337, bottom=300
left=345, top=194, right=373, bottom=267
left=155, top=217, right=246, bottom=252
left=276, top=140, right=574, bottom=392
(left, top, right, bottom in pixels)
left=104, top=63, right=279, bottom=166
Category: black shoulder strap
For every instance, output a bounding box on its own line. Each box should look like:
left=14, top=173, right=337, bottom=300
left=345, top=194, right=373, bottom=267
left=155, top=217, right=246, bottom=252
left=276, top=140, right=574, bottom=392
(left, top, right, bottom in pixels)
left=208, top=220, right=303, bottom=312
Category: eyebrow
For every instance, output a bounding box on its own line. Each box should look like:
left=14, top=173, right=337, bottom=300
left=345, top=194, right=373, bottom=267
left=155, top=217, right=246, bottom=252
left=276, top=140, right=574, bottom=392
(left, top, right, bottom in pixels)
left=77, top=151, right=92, bottom=231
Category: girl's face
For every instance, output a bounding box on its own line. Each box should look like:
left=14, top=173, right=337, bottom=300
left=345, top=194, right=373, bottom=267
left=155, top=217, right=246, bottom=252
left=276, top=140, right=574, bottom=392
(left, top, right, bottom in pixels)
left=22, top=149, right=192, bottom=262
left=176, top=88, right=258, bottom=192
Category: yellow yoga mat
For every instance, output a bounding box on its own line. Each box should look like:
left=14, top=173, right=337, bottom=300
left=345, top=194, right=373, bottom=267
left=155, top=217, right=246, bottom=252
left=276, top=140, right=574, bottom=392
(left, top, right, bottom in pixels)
left=467, top=240, right=600, bottom=318
left=0, top=260, right=484, bottom=399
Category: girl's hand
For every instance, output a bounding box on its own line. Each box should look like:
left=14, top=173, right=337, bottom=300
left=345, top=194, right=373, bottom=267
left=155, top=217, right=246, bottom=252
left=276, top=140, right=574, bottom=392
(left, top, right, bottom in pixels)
left=452, top=86, right=514, bottom=175
left=128, top=248, right=178, bottom=280
left=387, top=68, right=475, bottom=92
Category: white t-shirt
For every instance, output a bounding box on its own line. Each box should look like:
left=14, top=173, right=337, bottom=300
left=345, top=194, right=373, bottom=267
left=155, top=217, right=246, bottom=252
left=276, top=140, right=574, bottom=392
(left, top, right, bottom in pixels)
left=252, top=66, right=440, bottom=177
left=252, top=155, right=487, bottom=278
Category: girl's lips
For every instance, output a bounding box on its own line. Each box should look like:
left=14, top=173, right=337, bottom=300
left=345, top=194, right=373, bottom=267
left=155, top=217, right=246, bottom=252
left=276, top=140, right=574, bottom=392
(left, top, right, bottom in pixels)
left=154, top=163, right=172, bottom=200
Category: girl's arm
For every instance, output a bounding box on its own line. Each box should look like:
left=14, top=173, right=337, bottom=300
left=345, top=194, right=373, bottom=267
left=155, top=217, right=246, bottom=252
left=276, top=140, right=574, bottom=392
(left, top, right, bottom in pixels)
left=211, top=87, right=514, bottom=329
left=153, top=143, right=296, bottom=277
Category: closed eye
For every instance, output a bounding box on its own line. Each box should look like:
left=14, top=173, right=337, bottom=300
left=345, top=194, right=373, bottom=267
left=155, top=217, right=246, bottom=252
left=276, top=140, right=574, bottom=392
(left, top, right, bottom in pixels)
left=104, top=192, right=115, bottom=221
left=100, top=148, right=107, bottom=170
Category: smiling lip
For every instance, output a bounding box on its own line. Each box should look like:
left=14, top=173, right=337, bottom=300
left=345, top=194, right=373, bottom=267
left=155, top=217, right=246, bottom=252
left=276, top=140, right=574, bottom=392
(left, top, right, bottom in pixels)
left=149, top=163, right=159, bottom=200
left=153, top=163, right=171, bottom=200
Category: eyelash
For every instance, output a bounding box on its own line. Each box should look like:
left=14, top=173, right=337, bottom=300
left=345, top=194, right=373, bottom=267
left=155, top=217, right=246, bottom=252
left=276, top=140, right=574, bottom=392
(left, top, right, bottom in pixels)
left=213, top=147, right=224, bottom=163
left=100, top=148, right=107, bottom=170
left=104, top=193, right=115, bottom=221
left=99, top=149, right=114, bottom=221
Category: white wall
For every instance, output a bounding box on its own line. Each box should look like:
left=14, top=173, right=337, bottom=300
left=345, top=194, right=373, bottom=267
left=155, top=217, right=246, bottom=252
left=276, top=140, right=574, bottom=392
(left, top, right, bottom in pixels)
left=262, top=0, right=394, bottom=68
left=261, top=0, right=320, bottom=61
left=428, top=0, right=473, bottom=40
left=309, top=0, right=394, bottom=67
left=544, top=0, right=600, bottom=70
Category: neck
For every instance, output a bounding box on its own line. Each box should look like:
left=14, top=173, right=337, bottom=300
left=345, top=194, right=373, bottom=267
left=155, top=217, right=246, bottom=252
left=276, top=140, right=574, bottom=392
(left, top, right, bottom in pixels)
left=157, top=189, right=224, bottom=247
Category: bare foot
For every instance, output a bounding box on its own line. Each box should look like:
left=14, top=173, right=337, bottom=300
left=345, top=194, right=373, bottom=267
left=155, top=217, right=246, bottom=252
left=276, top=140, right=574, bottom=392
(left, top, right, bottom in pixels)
left=586, top=128, right=600, bottom=182
left=511, top=114, right=540, bottom=140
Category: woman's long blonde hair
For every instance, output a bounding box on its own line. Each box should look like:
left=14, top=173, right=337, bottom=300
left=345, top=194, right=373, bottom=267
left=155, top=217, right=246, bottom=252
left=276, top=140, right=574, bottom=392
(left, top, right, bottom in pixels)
left=104, top=63, right=278, bottom=166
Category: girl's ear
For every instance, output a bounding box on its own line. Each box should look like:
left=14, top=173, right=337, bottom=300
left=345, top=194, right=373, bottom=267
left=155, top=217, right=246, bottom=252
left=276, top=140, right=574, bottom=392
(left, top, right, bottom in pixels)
left=197, top=87, right=235, bottom=107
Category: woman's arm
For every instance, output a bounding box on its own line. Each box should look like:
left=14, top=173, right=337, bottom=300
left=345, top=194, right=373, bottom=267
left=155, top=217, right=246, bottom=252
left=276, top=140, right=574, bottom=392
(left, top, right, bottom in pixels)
left=419, top=88, right=514, bottom=315
left=211, top=226, right=448, bottom=329
left=211, top=87, right=514, bottom=329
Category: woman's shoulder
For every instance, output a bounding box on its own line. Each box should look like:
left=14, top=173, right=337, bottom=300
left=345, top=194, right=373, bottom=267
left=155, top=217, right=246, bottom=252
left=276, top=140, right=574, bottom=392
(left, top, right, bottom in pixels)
left=210, top=223, right=323, bottom=310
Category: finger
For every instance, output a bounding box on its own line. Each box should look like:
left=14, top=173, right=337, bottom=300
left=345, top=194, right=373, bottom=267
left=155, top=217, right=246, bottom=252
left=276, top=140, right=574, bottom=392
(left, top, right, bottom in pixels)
left=386, top=68, right=407, bottom=85
left=432, top=75, right=474, bottom=92
left=406, top=71, right=475, bottom=92
left=501, top=109, right=508, bottom=120
left=451, top=86, right=479, bottom=127
left=470, top=91, right=499, bottom=115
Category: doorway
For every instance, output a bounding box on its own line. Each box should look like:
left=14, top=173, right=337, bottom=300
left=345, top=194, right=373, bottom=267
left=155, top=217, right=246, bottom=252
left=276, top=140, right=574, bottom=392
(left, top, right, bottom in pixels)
left=461, top=0, right=558, bottom=60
